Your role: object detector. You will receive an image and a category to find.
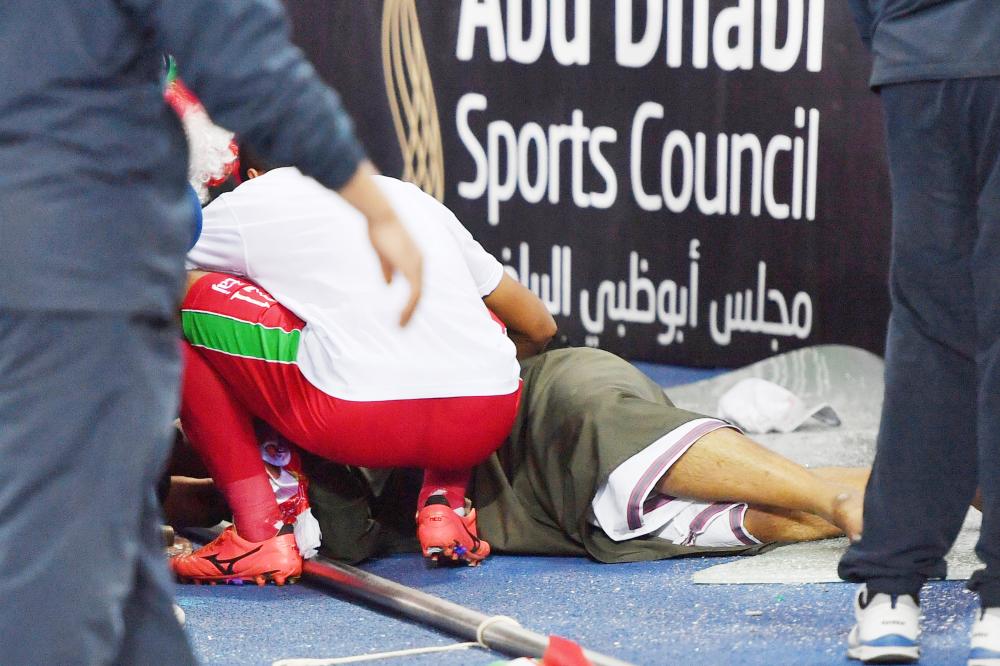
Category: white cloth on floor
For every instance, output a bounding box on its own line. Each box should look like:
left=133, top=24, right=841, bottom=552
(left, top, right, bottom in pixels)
left=718, top=377, right=841, bottom=434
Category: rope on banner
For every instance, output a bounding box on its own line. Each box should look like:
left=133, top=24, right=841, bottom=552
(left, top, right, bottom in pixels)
left=381, top=0, right=445, bottom=201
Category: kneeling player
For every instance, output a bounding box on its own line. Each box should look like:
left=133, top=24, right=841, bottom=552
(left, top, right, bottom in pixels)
left=172, top=160, right=555, bottom=584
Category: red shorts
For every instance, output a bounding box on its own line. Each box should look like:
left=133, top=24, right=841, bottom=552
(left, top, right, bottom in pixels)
left=181, top=273, right=521, bottom=470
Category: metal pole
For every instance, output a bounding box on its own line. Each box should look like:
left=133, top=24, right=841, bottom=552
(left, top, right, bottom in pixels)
left=181, top=526, right=634, bottom=665
left=301, top=555, right=635, bottom=666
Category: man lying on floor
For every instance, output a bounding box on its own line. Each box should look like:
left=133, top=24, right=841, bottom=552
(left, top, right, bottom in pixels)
left=169, top=336, right=867, bottom=568
left=296, top=343, right=867, bottom=565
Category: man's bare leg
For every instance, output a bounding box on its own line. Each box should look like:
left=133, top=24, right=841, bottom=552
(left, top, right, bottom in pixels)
left=743, top=507, right=843, bottom=542
left=812, top=466, right=871, bottom=488
left=743, top=467, right=870, bottom=542
left=656, top=428, right=864, bottom=540
left=163, top=476, right=229, bottom=529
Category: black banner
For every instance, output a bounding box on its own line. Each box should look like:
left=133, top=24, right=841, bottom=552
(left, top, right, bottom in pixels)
left=285, top=0, right=890, bottom=367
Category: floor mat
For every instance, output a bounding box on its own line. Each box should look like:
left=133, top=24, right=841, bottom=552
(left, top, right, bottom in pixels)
left=668, top=344, right=884, bottom=468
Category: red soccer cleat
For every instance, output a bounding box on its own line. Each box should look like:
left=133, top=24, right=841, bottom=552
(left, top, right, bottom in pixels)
left=170, top=525, right=302, bottom=586
left=416, top=496, right=491, bottom=566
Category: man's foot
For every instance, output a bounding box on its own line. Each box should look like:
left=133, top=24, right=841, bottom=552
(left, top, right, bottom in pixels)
left=830, top=490, right=864, bottom=542
left=416, top=495, right=490, bottom=566
left=969, top=607, right=1000, bottom=665
left=170, top=525, right=302, bottom=585
left=847, top=585, right=920, bottom=663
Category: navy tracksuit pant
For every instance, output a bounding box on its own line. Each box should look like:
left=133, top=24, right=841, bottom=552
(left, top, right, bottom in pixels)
left=839, top=77, right=1000, bottom=606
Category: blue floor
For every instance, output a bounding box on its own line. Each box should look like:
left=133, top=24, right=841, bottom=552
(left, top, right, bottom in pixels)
left=176, top=362, right=981, bottom=665
left=630, top=361, right=727, bottom=388
left=177, top=555, right=979, bottom=665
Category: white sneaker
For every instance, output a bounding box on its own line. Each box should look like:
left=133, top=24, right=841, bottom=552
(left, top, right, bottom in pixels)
left=969, top=608, right=1000, bottom=665
left=847, top=585, right=920, bottom=663
left=173, top=603, right=186, bottom=626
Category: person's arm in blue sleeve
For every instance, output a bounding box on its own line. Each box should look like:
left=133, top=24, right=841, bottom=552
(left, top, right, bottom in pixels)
left=130, top=0, right=358, bottom=189
left=123, top=0, right=422, bottom=324
left=847, top=0, right=875, bottom=49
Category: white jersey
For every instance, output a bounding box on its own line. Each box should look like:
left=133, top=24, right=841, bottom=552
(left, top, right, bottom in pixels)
left=187, top=168, right=519, bottom=402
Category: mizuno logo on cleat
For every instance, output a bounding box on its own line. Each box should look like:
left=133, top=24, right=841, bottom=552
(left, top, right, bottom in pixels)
left=203, top=545, right=263, bottom=575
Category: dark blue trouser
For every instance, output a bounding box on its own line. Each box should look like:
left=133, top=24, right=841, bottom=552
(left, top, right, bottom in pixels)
left=839, top=77, right=1000, bottom=606
left=0, top=312, right=196, bottom=665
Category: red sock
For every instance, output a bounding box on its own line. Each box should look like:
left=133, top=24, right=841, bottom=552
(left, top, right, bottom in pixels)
left=181, top=342, right=281, bottom=541
left=418, top=469, right=471, bottom=510
left=224, top=477, right=283, bottom=541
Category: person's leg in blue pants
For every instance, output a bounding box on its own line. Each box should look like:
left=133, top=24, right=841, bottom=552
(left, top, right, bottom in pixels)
left=966, top=77, right=1000, bottom=608
left=0, top=312, right=196, bottom=665
left=839, top=77, right=1000, bottom=607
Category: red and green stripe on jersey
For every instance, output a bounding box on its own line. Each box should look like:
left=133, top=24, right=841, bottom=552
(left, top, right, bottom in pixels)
left=182, top=275, right=304, bottom=364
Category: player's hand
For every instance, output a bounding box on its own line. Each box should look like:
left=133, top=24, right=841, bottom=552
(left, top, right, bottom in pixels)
left=337, top=161, right=423, bottom=326
left=367, top=213, right=423, bottom=326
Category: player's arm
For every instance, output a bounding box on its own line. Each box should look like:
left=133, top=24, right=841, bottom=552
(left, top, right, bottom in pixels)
left=484, top=273, right=557, bottom=360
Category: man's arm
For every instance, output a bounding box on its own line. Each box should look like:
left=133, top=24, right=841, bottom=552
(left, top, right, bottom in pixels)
left=130, top=0, right=363, bottom=189
left=127, top=0, right=422, bottom=324
left=483, top=273, right=557, bottom=360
